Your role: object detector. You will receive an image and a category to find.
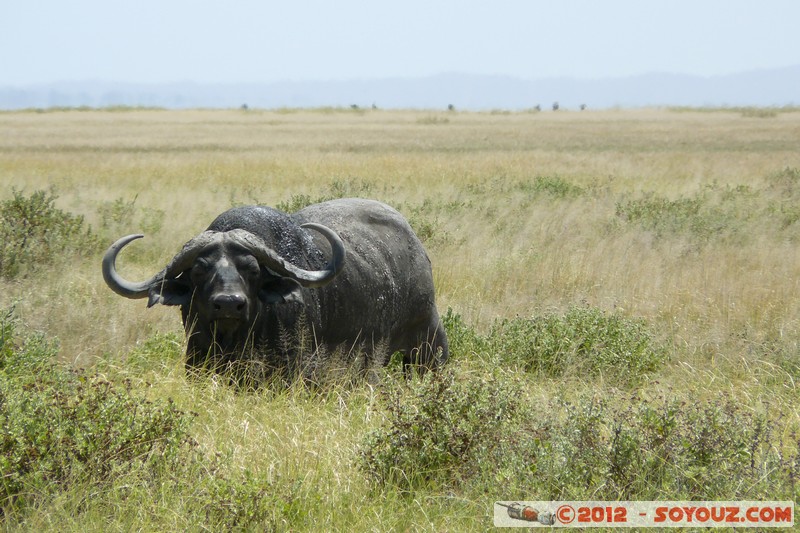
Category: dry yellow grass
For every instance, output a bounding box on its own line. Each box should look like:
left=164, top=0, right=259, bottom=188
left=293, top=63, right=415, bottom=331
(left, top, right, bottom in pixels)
left=2, top=107, right=799, bottom=371
left=2, top=107, right=799, bottom=530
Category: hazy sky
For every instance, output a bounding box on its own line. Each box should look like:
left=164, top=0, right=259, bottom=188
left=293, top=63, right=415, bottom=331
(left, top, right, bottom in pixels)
left=2, top=0, right=799, bottom=85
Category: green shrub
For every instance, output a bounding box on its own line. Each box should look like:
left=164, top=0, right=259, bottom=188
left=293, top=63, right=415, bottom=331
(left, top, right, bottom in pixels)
left=616, top=194, right=703, bottom=233
left=357, top=368, right=521, bottom=492
left=441, top=307, right=665, bottom=380
left=98, top=195, right=165, bottom=235
left=614, top=185, right=760, bottom=243
left=193, top=470, right=305, bottom=530
left=276, top=178, right=376, bottom=213
left=766, top=166, right=800, bottom=194
left=0, top=188, right=99, bottom=278
left=441, top=307, right=487, bottom=359
left=98, top=195, right=137, bottom=228
left=517, top=175, right=584, bottom=198
left=0, top=308, right=197, bottom=512
left=0, top=310, right=313, bottom=526
left=613, top=172, right=800, bottom=240
left=762, top=167, right=800, bottom=229
left=358, top=371, right=798, bottom=500
left=490, top=307, right=666, bottom=379
left=404, top=199, right=449, bottom=245
left=276, top=193, right=316, bottom=213
left=515, top=393, right=800, bottom=501
left=125, top=331, right=184, bottom=371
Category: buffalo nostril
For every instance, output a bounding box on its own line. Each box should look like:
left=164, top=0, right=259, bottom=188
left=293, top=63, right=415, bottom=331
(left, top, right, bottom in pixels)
left=211, top=294, right=247, bottom=315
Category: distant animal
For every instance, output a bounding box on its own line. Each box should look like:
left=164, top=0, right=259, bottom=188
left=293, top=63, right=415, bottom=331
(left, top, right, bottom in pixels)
left=102, top=198, right=448, bottom=382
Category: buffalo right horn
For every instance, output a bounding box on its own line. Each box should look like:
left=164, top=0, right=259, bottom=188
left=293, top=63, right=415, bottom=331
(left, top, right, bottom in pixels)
left=102, top=234, right=162, bottom=299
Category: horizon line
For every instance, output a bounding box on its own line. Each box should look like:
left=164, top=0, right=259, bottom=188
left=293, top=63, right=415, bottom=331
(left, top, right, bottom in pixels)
left=3, top=63, right=799, bottom=88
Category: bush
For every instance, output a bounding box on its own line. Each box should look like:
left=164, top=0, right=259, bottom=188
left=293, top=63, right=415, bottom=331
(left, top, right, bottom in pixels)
left=614, top=185, right=758, bottom=243
left=616, top=194, right=705, bottom=235
left=0, top=188, right=99, bottom=278
left=442, top=306, right=666, bottom=381
left=98, top=195, right=166, bottom=235
left=766, top=166, right=800, bottom=195
left=358, top=367, right=800, bottom=501
left=613, top=171, right=800, bottom=240
left=125, top=331, right=184, bottom=371
left=517, top=175, right=584, bottom=198
left=275, top=193, right=315, bottom=213
left=488, top=307, right=667, bottom=379
left=98, top=195, right=137, bottom=228
left=0, top=308, right=197, bottom=512
left=513, top=393, right=800, bottom=501
left=0, top=310, right=313, bottom=527
left=403, top=199, right=450, bottom=245
left=763, top=167, right=800, bottom=229
left=275, top=177, right=376, bottom=213
left=357, top=368, right=521, bottom=492
left=440, top=307, right=486, bottom=359
left=192, top=470, right=305, bottom=530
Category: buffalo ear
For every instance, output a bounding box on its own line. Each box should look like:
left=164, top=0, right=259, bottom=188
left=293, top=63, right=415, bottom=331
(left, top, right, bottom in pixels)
left=260, top=278, right=304, bottom=305
left=147, top=278, right=193, bottom=307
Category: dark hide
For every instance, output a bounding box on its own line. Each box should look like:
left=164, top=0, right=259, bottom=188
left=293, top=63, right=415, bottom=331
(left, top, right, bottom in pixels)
left=291, top=199, right=449, bottom=372
left=105, top=198, right=448, bottom=381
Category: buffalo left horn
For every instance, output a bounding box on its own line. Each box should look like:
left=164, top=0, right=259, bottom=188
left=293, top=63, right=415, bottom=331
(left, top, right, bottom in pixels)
left=226, top=223, right=346, bottom=287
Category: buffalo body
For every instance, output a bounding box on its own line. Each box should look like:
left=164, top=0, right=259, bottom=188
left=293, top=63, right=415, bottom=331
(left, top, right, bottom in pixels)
left=103, top=198, right=448, bottom=381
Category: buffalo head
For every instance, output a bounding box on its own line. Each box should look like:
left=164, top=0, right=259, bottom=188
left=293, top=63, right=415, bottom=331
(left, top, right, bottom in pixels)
left=103, top=223, right=345, bottom=358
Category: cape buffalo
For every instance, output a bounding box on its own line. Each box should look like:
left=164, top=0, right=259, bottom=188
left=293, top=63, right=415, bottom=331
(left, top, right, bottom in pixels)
left=102, top=198, right=448, bottom=382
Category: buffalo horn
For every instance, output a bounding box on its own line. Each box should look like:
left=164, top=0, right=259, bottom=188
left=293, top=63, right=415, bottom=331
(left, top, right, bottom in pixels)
left=227, top=223, right=345, bottom=287
left=103, top=223, right=345, bottom=299
left=102, top=234, right=162, bottom=299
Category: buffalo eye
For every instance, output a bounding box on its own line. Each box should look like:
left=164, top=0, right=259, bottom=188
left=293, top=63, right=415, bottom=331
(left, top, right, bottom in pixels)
left=238, top=256, right=261, bottom=281
left=190, top=259, right=211, bottom=283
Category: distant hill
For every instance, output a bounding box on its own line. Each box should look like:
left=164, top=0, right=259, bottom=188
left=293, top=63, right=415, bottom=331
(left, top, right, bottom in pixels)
left=1, top=65, right=798, bottom=110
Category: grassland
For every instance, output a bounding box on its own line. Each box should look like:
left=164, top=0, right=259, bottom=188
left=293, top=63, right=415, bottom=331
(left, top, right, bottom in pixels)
left=1, top=107, right=799, bottom=530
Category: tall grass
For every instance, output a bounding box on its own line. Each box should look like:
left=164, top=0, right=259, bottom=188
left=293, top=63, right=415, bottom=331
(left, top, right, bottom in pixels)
left=1, top=108, right=799, bottom=530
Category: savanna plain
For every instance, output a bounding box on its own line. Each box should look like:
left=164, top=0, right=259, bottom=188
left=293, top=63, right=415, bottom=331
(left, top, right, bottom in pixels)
left=1, top=107, right=799, bottom=531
